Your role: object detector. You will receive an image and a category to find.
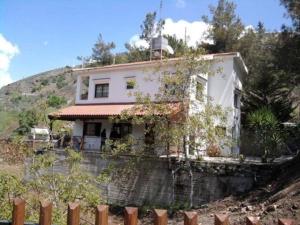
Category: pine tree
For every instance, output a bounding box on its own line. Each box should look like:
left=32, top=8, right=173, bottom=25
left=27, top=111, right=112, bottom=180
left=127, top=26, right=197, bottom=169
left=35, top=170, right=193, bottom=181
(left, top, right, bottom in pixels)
left=202, top=0, right=244, bottom=53
left=91, top=34, right=116, bottom=66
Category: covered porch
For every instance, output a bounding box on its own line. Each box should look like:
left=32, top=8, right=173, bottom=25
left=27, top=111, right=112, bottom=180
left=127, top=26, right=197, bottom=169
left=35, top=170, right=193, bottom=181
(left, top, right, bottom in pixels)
left=48, top=103, right=181, bottom=154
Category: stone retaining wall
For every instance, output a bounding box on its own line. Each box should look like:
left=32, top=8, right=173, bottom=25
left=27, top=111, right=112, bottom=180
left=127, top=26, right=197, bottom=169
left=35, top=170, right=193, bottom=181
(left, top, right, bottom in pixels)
left=40, top=151, right=280, bottom=207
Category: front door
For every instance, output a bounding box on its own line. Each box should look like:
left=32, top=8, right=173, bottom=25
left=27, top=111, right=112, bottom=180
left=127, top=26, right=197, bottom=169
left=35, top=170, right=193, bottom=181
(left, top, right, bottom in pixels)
left=83, top=122, right=101, bottom=150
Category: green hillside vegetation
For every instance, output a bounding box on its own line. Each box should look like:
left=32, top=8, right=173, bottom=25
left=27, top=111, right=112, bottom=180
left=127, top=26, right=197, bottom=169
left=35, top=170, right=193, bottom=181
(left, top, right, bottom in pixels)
left=0, top=67, right=75, bottom=137
left=0, top=111, right=18, bottom=135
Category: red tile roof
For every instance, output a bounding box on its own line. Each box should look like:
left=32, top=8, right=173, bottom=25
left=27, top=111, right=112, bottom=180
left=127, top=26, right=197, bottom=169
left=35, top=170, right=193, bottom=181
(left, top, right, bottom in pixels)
left=48, top=103, right=182, bottom=120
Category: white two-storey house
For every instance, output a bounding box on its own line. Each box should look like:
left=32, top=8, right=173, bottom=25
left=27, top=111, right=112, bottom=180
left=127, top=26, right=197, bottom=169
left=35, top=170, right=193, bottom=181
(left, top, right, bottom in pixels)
left=49, top=52, right=247, bottom=156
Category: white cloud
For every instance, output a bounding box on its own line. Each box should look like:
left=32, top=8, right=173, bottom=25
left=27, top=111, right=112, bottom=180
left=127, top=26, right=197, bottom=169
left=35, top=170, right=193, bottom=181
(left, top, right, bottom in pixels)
left=175, top=0, right=186, bottom=8
left=129, top=18, right=212, bottom=50
left=162, top=18, right=212, bottom=46
left=129, top=35, right=149, bottom=48
left=0, top=34, right=19, bottom=88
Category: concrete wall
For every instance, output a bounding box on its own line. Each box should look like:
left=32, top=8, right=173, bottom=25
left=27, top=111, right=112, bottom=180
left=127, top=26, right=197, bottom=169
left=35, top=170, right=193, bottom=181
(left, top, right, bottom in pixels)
left=51, top=151, right=276, bottom=207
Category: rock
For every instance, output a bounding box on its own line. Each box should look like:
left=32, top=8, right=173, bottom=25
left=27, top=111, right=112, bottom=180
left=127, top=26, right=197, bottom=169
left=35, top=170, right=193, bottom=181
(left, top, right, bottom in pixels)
left=240, top=202, right=246, bottom=208
left=292, top=203, right=299, bottom=210
left=200, top=204, right=208, bottom=209
left=266, top=204, right=277, bottom=212
left=246, top=205, right=254, bottom=211
left=241, top=207, right=247, bottom=214
left=229, top=206, right=239, bottom=212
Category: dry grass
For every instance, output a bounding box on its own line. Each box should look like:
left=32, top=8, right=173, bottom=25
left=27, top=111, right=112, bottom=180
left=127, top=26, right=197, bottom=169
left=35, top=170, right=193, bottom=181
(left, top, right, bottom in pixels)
left=0, top=163, right=24, bottom=178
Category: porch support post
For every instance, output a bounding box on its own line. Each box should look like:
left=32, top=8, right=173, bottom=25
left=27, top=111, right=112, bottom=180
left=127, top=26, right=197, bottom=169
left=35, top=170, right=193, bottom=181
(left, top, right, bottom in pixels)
left=49, top=119, right=53, bottom=141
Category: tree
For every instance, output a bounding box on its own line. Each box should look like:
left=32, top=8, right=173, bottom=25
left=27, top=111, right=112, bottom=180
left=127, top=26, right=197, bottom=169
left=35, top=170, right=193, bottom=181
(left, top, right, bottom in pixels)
left=124, top=43, right=149, bottom=62
left=140, top=12, right=164, bottom=43
left=203, top=0, right=244, bottom=53
left=17, top=109, right=39, bottom=135
left=165, top=35, right=187, bottom=57
left=0, top=149, right=104, bottom=225
left=239, top=23, right=295, bottom=122
left=47, top=95, right=67, bottom=108
left=281, top=0, right=300, bottom=31
left=91, top=34, right=116, bottom=66
left=78, top=34, right=116, bottom=67
left=247, top=107, right=282, bottom=162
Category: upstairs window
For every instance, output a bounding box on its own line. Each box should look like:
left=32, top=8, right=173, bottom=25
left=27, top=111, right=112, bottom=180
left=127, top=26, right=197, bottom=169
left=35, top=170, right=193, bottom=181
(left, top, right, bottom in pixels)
left=80, top=76, right=89, bottom=100
left=125, top=77, right=136, bottom=90
left=196, top=82, right=203, bottom=101
left=234, top=89, right=241, bottom=109
left=126, top=81, right=135, bottom=89
left=95, top=83, right=109, bottom=98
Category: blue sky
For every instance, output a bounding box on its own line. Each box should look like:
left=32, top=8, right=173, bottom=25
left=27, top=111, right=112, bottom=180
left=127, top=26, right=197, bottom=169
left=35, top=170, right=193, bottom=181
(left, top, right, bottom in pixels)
left=0, top=0, right=291, bottom=86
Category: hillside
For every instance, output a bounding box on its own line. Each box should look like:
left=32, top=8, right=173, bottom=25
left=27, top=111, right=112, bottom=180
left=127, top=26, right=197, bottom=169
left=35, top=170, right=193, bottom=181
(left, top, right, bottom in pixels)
left=0, top=66, right=77, bottom=137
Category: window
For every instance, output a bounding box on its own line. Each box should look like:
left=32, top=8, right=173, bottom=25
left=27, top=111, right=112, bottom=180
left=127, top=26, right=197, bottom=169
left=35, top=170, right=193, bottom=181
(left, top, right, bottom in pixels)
left=215, top=126, right=226, bottom=137
left=80, top=76, right=89, bottom=100
left=127, top=80, right=136, bottom=89
left=95, top=83, right=109, bottom=98
left=196, top=82, right=203, bottom=101
left=110, top=123, right=132, bottom=139
left=125, top=77, right=136, bottom=90
left=234, top=89, right=241, bottom=108
left=83, top=123, right=101, bottom=136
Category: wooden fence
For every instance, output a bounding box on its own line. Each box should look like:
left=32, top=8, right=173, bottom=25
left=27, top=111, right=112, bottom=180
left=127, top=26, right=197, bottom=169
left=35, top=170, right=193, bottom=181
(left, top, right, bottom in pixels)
left=3, top=198, right=297, bottom=225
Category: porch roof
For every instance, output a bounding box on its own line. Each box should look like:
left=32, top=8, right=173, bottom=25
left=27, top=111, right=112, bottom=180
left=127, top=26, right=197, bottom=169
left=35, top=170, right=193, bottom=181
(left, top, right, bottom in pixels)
left=48, top=103, right=182, bottom=120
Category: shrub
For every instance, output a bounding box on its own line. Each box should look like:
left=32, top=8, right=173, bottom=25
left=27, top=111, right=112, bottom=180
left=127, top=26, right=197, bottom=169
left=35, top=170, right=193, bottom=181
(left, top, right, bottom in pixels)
left=40, top=78, right=49, bottom=86
left=16, top=109, right=39, bottom=135
left=10, top=92, right=22, bottom=104
left=56, top=75, right=67, bottom=89
left=31, top=85, right=42, bottom=93
left=206, top=143, right=221, bottom=157
left=47, top=95, right=67, bottom=108
left=247, top=107, right=282, bottom=161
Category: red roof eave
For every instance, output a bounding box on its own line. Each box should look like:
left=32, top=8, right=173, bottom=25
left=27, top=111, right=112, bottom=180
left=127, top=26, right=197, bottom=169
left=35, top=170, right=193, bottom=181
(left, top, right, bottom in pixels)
left=48, top=103, right=182, bottom=121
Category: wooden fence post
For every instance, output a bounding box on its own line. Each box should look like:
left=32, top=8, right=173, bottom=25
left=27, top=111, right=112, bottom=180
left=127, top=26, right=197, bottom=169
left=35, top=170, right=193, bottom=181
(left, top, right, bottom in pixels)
left=67, top=202, right=80, bottom=225
left=278, top=219, right=296, bottom=225
left=154, top=209, right=167, bottom=225
left=39, top=201, right=52, bottom=225
left=214, top=214, right=229, bottom=225
left=95, top=205, right=108, bottom=225
left=12, top=198, right=25, bottom=225
left=246, top=216, right=260, bottom=225
left=184, top=212, right=198, bottom=225
left=124, top=207, right=138, bottom=225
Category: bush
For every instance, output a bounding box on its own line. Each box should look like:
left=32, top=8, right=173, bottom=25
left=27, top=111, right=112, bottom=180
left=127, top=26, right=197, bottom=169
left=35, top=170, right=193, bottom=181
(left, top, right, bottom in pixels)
left=56, top=75, right=67, bottom=89
left=31, top=85, right=42, bottom=93
left=47, top=95, right=67, bottom=108
left=17, top=109, right=39, bottom=135
left=206, top=143, right=221, bottom=157
left=10, top=92, right=22, bottom=104
left=247, top=107, right=282, bottom=161
left=40, top=78, right=49, bottom=86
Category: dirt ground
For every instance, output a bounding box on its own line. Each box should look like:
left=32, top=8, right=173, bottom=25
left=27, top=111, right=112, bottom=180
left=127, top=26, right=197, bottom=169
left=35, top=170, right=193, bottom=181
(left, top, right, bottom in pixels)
left=0, top=163, right=24, bottom=178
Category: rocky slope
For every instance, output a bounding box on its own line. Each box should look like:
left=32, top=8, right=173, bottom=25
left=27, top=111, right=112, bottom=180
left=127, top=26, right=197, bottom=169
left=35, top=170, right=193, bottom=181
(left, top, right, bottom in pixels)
left=0, top=66, right=77, bottom=136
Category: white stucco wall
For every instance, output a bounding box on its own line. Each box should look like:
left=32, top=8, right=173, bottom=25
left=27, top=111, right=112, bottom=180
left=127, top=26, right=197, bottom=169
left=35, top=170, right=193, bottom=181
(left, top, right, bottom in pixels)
left=76, top=66, right=162, bottom=104
left=72, top=54, right=246, bottom=155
